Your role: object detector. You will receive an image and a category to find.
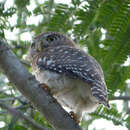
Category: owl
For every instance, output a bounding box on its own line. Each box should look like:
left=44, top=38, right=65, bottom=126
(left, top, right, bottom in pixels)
left=29, top=32, right=110, bottom=122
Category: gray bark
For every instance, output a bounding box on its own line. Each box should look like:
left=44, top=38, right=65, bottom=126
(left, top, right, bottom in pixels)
left=0, top=38, right=82, bottom=130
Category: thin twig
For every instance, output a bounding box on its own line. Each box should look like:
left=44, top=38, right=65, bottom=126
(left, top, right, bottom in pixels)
left=0, top=96, right=22, bottom=102
left=110, top=96, right=130, bottom=101
left=0, top=102, right=50, bottom=130
left=0, top=96, right=28, bottom=105
left=21, top=60, right=31, bottom=67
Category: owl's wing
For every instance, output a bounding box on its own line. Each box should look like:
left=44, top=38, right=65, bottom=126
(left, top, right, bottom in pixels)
left=37, top=46, right=109, bottom=107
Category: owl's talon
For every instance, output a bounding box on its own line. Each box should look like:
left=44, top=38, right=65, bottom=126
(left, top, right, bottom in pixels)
left=39, top=83, right=51, bottom=94
left=70, top=111, right=80, bottom=124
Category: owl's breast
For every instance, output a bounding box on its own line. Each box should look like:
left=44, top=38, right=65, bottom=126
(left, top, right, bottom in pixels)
left=33, top=68, right=98, bottom=113
left=33, top=68, right=74, bottom=94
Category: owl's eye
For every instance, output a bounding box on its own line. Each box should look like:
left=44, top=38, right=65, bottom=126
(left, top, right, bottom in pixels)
left=46, top=35, right=56, bottom=42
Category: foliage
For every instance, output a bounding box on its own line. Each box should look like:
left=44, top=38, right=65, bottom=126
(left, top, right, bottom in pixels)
left=0, top=0, right=130, bottom=129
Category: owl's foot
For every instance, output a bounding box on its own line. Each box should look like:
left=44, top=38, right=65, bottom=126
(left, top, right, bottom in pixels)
left=70, top=111, right=80, bottom=124
left=39, top=83, right=51, bottom=94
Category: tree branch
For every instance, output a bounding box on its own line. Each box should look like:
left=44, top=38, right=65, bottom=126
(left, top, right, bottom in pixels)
left=110, top=96, right=130, bottom=101
left=0, top=38, right=82, bottom=130
left=21, top=60, right=31, bottom=67
left=0, top=102, right=49, bottom=130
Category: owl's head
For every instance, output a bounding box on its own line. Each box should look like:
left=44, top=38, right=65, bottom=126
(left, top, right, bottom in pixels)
left=29, top=32, right=76, bottom=59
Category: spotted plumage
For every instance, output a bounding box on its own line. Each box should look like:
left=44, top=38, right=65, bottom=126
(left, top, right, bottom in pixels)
left=29, top=32, right=110, bottom=121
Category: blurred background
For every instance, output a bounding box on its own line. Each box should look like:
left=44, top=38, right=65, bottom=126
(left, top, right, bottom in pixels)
left=0, top=0, right=130, bottom=129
